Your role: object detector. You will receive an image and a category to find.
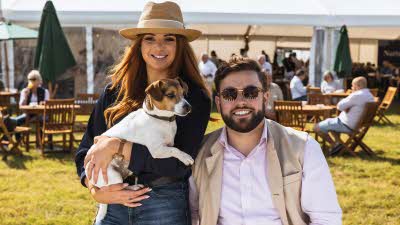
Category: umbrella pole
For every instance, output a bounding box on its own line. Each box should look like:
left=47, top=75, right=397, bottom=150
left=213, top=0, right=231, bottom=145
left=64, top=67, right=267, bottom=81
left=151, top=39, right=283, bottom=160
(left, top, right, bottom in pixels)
left=3, top=41, right=10, bottom=91
left=47, top=81, right=58, bottom=99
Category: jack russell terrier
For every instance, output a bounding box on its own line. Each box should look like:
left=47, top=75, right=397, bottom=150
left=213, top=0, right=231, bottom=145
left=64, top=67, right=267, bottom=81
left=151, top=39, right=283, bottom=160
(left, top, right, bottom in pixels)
left=86, top=78, right=193, bottom=223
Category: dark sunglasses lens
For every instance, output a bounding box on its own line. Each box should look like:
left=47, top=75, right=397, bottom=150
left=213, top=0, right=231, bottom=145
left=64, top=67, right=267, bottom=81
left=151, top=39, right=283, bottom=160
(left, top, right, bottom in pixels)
left=221, top=88, right=238, bottom=101
left=243, top=86, right=260, bottom=99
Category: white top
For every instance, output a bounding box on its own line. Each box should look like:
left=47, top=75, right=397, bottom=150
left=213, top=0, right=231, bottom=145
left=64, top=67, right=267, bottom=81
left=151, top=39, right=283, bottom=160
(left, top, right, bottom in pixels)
left=19, top=88, right=50, bottom=105
left=290, top=75, right=307, bottom=99
left=190, top=121, right=342, bottom=225
left=337, top=88, right=375, bottom=129
left=261, top=62, right=273, bottom=73
left=198, top=60, right=217, bottom=80
left=321, top=80, right=341, bottom=94
left=267, top=83, right=284, bottom=110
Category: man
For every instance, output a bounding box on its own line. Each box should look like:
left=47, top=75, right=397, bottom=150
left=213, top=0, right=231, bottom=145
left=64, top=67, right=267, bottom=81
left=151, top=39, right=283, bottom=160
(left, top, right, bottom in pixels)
left=290, top=69, right=310, bottom=101
left=314, top=76, right=374, bottom=154
left=264, top=71, right=283, bottom=120
left=198, top=52, right=218, bottom=95
left=190, top=57, right=342, bottom=225
left=258, top=54, right=273, bottom=74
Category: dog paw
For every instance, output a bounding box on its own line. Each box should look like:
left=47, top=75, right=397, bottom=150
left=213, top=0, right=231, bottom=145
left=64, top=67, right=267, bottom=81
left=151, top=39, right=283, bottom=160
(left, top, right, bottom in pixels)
left=178, top=153, right=194, bottom=166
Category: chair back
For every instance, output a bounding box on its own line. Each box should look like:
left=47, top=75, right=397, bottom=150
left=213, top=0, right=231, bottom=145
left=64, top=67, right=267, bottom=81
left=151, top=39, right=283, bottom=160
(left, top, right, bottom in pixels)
left=354, top=102, right=379, bottom=132
left=369, top=88, right=379, bottom=97
left=307, top=87, right=322, bottom=94
left=43, top=99, right=75, bottom=131
left=307, top=93, right=330, bottom=105
left=379, top=87, right=397, bottom=110
left=0, top=112, right=12, bottom=141
left=274, top=101, right=304, bottom=130
left=75, top=93, right=99, bottom=115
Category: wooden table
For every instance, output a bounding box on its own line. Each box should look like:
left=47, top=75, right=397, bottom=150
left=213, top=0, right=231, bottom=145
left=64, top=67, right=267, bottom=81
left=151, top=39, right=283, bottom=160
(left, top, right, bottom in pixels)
left=324, top=92, right=350, bottom=98
left=19, top=104, right=80, bottom=147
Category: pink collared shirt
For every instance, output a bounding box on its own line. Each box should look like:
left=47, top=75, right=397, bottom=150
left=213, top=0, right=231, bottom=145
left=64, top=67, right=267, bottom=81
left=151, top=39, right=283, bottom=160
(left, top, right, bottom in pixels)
left=190, top=123, right=342, bottom=225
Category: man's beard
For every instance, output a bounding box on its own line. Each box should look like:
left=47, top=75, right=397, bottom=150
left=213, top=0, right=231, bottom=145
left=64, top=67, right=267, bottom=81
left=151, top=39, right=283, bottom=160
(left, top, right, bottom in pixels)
left=220, top=104, right=265, bottom=133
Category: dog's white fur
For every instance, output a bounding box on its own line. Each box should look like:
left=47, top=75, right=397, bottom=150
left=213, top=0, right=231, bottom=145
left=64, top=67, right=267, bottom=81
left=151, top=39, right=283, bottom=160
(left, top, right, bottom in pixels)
left=86, top=93, right=193, bottom=224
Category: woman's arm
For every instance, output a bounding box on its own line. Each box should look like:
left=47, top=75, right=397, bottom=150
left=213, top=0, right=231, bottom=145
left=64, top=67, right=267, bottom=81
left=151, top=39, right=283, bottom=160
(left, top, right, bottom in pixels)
left=127, top=87, right=211, bottom=177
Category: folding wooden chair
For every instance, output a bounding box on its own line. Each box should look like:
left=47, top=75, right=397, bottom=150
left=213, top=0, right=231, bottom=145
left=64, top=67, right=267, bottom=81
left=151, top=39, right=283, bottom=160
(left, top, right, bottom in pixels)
left=0, top=112, right=31, bottom=160
left=329, top=102, right=379, bottom=156
left=73, top=93, right=99, bottom=143
left=375, top=87, right=397, bottom=124
left=307, top=87, right=322, bottom=94
left=274, top=101, right=305, bottom=131
left=41, top=99, right=76, bottom=154
left=307, top=93, right=330, bottom=105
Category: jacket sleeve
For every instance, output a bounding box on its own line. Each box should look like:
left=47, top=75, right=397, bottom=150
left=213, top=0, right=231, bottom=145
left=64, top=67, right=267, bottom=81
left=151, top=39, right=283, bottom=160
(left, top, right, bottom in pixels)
left=74, top=86, right=111, bottom=187
left=128, top=87, right=211, bottom=177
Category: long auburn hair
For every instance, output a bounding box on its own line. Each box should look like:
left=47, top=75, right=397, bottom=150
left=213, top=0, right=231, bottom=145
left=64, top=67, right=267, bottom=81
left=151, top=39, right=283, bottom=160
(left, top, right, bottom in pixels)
left=104, top=34, right=209, bottom=127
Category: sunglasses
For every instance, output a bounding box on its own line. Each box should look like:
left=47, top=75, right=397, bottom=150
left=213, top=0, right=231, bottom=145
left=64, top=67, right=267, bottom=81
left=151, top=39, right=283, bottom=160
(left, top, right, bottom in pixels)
left=28, top=78, right=37, bottom=81
left=220, top=86, right=264, bottom=101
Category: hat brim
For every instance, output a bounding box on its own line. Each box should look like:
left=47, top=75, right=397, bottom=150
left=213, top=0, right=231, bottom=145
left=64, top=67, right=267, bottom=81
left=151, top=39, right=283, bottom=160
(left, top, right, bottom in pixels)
left=119, top=28, right=202, bottom=42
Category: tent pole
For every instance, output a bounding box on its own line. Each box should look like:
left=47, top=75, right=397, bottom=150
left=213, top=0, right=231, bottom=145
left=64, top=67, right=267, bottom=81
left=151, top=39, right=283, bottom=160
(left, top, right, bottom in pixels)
left=3, top=41, right=9, bottom=90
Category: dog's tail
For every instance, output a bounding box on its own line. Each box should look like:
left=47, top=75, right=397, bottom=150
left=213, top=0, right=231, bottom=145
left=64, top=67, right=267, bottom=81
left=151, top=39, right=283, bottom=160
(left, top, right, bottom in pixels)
left=95, top=203, right=108, bottom=224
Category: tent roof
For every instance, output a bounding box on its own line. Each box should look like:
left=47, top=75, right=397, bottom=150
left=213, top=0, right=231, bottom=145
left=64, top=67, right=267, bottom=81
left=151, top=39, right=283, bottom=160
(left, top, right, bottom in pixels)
left=1, top=0, right=400, bottom=39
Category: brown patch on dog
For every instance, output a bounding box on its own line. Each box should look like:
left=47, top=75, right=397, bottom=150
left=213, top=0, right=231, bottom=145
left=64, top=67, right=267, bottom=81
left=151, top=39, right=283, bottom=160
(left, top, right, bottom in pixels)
left=175, top=77, right=188, bottom=95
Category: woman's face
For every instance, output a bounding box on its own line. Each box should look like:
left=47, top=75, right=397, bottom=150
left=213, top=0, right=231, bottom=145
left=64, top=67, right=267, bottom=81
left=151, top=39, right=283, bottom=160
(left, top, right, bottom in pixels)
left=325, top=74, right=333, bottom=83
left=141, top=33, right=177, bottom=73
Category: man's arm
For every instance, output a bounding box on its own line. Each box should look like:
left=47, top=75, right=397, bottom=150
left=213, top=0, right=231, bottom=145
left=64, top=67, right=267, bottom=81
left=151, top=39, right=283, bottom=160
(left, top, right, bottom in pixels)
left=301, top=137, right=342, bottom=225
left=336, top=94, right=355, bottom=112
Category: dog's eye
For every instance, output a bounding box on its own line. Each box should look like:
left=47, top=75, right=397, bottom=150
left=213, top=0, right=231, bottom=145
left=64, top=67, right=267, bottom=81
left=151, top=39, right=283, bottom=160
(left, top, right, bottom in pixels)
left=165, top=94, right=176, bottom=99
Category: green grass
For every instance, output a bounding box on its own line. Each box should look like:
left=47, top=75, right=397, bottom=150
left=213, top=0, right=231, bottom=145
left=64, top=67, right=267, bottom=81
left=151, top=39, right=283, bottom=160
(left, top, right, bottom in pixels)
left=1, top=103, right=400, bottom=225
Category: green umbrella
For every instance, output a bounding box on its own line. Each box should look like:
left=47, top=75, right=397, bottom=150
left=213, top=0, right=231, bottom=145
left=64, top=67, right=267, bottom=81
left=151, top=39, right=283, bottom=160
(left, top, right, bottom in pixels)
left=34, top=1, right=76, bottom=97
left=0, top=21, right=38, bottom=89
left=333, top=25, right=352, bottom=79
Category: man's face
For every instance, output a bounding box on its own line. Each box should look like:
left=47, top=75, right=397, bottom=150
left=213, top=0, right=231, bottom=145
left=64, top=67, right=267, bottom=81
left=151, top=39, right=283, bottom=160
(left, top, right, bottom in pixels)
left=351, top=81, right=359, bottom=92
left=258, top=57, right=265, bottom=65
left=215, top=71, right=268, bottom=133
left=201, top=55, right=208, bottom=63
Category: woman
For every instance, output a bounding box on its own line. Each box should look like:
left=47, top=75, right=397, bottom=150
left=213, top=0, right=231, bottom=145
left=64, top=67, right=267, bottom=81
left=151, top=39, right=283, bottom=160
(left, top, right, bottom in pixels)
left=12, top=70, right=50, bottom=125
left=321, top=71, right=341, bottom=94
left=74, top=2, right=211, bottom=224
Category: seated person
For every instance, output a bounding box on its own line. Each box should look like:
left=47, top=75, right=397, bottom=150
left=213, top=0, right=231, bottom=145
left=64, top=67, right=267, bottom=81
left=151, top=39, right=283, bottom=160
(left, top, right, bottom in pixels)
left=12, top=70, right=50, bottom=126
left=290, top=69, right=310, bottom=101
left=264, top=71, right=283, bottom=120
left=321, top=71, right=341, bottom=94
left=314, top=77, right=374, bottom=154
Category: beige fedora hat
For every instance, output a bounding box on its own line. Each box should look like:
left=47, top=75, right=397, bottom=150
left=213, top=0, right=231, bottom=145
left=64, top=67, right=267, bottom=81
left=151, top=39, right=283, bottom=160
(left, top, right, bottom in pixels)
left=119, top=1, right=201, bottom=42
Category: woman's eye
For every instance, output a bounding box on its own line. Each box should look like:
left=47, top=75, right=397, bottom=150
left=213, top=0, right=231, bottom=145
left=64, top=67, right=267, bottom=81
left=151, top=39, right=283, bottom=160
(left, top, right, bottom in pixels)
left=165, top=37, right=176, bottom=42
left=144, top=37, right=155, bottom=41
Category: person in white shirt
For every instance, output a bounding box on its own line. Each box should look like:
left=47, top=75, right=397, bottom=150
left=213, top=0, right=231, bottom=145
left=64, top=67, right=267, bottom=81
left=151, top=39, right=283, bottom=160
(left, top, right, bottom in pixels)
left=321, top=71, right=341, bottom=94
left=12, top=70, right=50, bottom=125
left=258, top=54, right=273, bottom=74
left=190, top=57, right=342, bottom=225
left=264, top=71, right=283, bottom=120
left=198, top=52, right=218, bottom=95
left=314, top=77, right=374, bottom=154
left=290, top=69, right=310, bottom=101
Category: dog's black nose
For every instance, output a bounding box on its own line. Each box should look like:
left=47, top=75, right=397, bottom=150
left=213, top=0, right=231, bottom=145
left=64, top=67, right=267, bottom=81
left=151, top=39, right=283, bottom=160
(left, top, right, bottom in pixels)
left=183, top=103, right=192, bottom=113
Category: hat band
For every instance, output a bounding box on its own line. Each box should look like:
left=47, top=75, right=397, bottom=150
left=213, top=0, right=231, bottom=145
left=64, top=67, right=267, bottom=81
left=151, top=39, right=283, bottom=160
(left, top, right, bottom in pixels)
left=137, top=19, right=185, bottom=29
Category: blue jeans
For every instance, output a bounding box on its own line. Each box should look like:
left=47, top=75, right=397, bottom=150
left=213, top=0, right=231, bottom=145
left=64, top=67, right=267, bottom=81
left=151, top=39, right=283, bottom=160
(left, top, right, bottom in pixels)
left=97, top=181, right=191, bottom=225
left=318, top=117, right=353, bottom=134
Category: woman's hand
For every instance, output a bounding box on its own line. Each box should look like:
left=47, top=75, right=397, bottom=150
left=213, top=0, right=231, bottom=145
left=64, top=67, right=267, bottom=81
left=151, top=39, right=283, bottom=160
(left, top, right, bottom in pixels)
left=84, top=136, right=120, bottom=184
left=89, top=182, right=152, bottom=207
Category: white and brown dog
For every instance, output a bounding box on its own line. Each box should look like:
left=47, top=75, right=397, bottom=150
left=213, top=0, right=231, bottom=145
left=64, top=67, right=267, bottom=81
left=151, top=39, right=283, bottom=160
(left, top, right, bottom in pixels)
left=86, top=78, right=193, bottom=223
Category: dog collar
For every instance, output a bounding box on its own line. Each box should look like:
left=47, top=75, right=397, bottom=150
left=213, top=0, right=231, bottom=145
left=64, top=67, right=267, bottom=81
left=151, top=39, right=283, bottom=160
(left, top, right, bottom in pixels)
left=145, top=112, right=176, bottom=122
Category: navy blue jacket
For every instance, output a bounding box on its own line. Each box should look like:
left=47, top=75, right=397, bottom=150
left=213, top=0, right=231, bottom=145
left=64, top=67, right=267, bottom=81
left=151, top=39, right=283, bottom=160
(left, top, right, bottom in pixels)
left=75, top=80, right=211, bottom=187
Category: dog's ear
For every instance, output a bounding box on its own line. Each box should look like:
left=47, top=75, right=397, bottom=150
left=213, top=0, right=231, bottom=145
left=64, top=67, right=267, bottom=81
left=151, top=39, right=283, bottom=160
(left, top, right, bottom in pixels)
left=176, top=77, right=189, bottom=95
left=145, top=80, right=164, bottom=101
left=145, top=97, right=153, bottom=110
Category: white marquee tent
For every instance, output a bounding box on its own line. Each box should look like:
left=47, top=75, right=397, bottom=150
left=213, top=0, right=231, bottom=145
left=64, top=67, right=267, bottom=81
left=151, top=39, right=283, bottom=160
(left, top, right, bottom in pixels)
left=1, top=0, right=400, bottom=89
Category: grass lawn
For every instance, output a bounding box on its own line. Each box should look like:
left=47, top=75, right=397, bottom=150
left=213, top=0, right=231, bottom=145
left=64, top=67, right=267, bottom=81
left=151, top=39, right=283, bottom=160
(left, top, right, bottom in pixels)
left=0, top=102, right=399, bottom=225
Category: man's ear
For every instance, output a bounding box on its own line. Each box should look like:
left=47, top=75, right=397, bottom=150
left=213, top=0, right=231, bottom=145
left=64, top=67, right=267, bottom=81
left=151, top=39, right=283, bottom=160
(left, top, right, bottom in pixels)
left=145, top=80, right=164, bottom=101
left=176, top=77, right=189, bottom=95
left=215, top=95, right=221, bottom=113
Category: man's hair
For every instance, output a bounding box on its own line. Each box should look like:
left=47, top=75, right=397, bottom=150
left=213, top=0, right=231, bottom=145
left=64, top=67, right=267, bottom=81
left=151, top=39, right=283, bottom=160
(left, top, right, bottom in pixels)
left=214, top=56, right=267, bottom=93
left=352, top=76, right=367, bottom=89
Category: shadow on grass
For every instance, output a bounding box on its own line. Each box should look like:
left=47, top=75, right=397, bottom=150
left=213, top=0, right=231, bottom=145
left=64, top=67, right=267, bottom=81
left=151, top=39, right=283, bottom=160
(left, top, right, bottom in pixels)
left=332, top=149, right=400, bottom=166
left=3, top=154, right=34, bottom=170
